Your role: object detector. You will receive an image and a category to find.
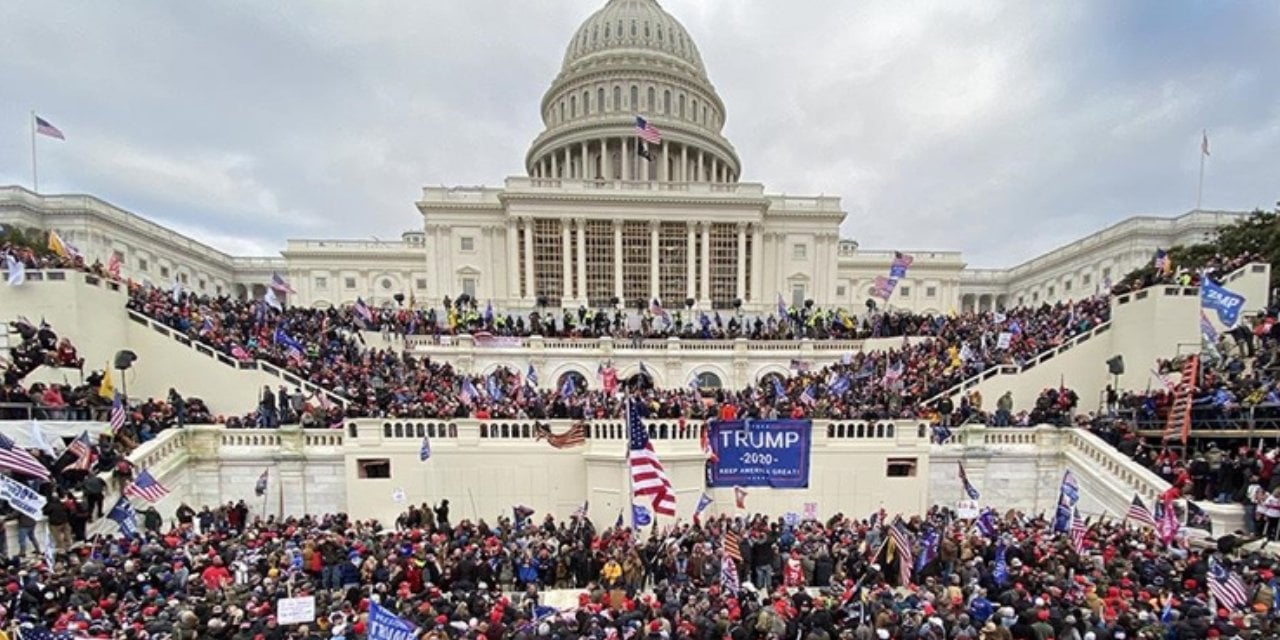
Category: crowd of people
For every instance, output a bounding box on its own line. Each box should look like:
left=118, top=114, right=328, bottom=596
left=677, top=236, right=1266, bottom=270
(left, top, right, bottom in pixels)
left=1109, top=252, right=1265, bottom=297
left=0, top=501, right=1272, bottom=639
left=121, top=277, right=1111, bottom=422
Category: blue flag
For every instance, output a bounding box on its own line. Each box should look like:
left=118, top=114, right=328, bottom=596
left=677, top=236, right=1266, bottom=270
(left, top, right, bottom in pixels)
left=559, top=375, right=576, bottom=397
left=273, top=327, right=304, bottom=355
left=526, top=364, right=538, bottom=387
left=367, top=600, right=417, bottom=640
left=107, top=496, right=139, bottom=538
left=1200, top=278, right=1245, bottom=327
left=958, top=462, right=981, bottom=500
left=915, top=527, right=940, bottom=572
left=631, top=504, right=652, bottom=529
left=976, top=508, right=998, bottom=539
left=1052, top=470, right=1080, bottom=533
left=419, top=436, right=431, bottom=461
left=993, top=541, right=1009, bottom=586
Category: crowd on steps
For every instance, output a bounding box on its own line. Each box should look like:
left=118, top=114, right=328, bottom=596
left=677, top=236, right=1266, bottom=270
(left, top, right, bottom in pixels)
left=0, top=503, right=1273, bottom=639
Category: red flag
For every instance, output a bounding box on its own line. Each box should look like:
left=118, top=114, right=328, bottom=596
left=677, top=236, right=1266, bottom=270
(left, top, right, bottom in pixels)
left=734, top=486, right=747, bottom=510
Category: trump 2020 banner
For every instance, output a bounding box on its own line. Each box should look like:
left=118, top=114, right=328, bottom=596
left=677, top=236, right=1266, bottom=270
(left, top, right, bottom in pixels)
left=707, top=420, right=811, bottom=488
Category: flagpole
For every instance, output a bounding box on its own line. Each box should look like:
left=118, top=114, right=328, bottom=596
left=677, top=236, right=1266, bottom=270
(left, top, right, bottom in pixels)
left=1196, top=129, right=1206, bottom=210
left=30, top=110, right=38, bottom=193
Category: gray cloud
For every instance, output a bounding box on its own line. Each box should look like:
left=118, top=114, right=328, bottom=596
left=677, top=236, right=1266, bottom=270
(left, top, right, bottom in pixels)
left=2, top=1, right=1276, bottom=266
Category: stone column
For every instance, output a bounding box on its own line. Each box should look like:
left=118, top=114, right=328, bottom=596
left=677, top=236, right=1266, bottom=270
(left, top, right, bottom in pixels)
left=576, top=218, right=588, bottom=305
left=751, top=224, right=763, bottom=303
left=622, top=138, right=630, bottom=182
left=697, top=150, right=704, bottom=182
left=602, top=139, right=611, bottom=181
left=582, top=141, right=590, bottom=178
left=561, top=219, right=573, bottom=304
left=680, top=145, right=688, bottom=182
left=550, top=152, right=558, bottom=179
left=649, top=220, right=660, bottom=301
left=685, top=220, right=697, bottom=300
left=711, top=157, right=719, bottom=184
left=564, top=147, right=572, bottom=179
left=613, top=219, right=624, bottom=302
left=735, top=222, right=747, bottom=302
left=522, top=218, right=535, bottom=302
left=661, top=143, right=669, bottom=182
left=699, top=221, right=711, bottom=306
left=506, top=220, right=519, bottom=303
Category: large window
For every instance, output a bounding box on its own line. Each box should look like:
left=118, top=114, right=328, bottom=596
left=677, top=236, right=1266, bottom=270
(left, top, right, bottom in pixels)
left=621, top=221, right=651, bottom=307
left=708, top=223, right=738, bottom=309
left=658, top=222, right=688, bottom=307
left=584, top=220, right=615, bottom=307
left=532, top=218, right=563, bottom=306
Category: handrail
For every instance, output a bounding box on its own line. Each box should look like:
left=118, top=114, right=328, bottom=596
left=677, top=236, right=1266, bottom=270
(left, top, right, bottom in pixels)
left=923, top=321, right=1112, bottom=405
left=126, top=310, right=348, bottom=408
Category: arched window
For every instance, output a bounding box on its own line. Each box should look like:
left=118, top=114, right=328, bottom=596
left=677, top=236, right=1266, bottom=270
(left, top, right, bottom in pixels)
left=570, top=95, right=577, bottom=118
left=663, top=90, right=671, bottom=114
left=647, top=87, right=655, bottom=111
left=597, top=88, right=605, bottom=113
left=583, top=90, right=590, bottom=114
left=630, top=85, right=639, bottom=110
left=592, top=25, right=598, bottom=44
left=559, top=101, right=565, bottom=122
left=703, top=106, right=708, bottom=125
left=605, top=23, right=610, bottom=37
left=644, top=22, right=650, bottom=38
left=556, top=371, right=589, bottom=395
left=678, top=94, right=685, bottom=119
left=657, top=25, right=663, bottom=41
left=613, top=86, right=621, bottom=111
left=694, top=371, right=722, bottom=390
left=631, top=20, right=637, bottom=37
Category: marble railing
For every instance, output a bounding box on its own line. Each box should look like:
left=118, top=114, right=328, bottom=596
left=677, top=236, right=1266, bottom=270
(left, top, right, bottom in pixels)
left=401, top=334, right=870, bottom=356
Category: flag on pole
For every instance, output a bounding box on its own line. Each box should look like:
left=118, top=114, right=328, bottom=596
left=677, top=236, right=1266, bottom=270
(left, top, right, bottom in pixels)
left=263, top=288, right=283, bottom=312
left=1070, top=510, right=1087, bottom=554
left=47, top=230, right=72, bottom=259
left=419, top=435, right=432, bottom=461
left=123, top=469, right=171, bottom=504
left=4, top=254, right=25, bottom=286
left=887, top=520, right=914, bottom=586
left=65, top=431, right=96, bottom=472
left=109, top=392, right=127, bottom=433
left=526, top=364, right=538, bottom=388
left=35, top=115, right=65, bottom=140
left=270, top=272, right=295, bottom=294
left=0, top=433, right=50, bottom=481
left=723, top=529, right=743, bottom=562
left=254, top=470, right=269, bottom=497
left=107, top=496, right=139, bottom=538
left=1208, top=558, right=1248, bottom=611
left=721, top=554, right=739, bottom=594
left=574, top=500, right=589, bottom=519
left=734, top=486, right=748, bottom=509
left=694, top=492, right=712, bottom=520
left=635, top=116, right=662, bottom=144
left=1125, top=494, right=1157, bottom=529
left=631, top=504, right=651, bottom=529
left=958, top=462, right=980, bottom=500
left=1201, top=129, right=1210, bottom=157
left=627, top=399, right=676, bottom=516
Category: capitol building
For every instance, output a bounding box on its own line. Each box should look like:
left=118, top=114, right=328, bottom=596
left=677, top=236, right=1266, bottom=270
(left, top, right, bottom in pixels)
left=0, top=0, right=1245, bottom=317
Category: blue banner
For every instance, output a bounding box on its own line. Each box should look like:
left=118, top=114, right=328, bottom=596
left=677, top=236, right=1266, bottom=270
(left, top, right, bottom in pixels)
left=707, top=420, right=811, bottom=488
left=367, top=601, right=417, bottom=640
left=1201, top=278, right=1245, bottom=328
left=1052, top=470, right=1079, bottom=533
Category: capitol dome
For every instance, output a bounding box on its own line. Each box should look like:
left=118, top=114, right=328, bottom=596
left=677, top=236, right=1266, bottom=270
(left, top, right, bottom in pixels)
left=525, top=0, right=741, bottom=185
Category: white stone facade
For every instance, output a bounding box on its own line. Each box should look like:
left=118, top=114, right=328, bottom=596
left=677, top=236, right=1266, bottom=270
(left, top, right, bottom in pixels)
left=0, top=0, right=1249, bottom=316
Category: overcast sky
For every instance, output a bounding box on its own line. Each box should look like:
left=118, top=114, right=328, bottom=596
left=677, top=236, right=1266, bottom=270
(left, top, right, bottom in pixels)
left=2, top=1, right=1277, bottom=267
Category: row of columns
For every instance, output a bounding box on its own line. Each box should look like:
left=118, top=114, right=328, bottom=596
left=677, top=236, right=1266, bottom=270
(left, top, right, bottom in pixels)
left=531, top=138, right=736, bottom=183
left=513, top=218, right=758, bottom=306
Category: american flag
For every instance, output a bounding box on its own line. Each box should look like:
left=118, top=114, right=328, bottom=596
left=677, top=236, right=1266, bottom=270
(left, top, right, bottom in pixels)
left=634, top=116, right=662, bottom=144
left=1070, top=510, right=1087, bottom=554
left=1126, top=494, right=1157, bottom=529
left=123, top=469, right=170, bottom=504
left=723, top=529, right=743, bottom=562
left=892, top=251, right=915, bottom=269
left=721, top=554, right=739, bottom=594
left=34, top=115, right=65, bottom=140
left=65, top=431, right=96, bottom=472
left=887, top=520, right=914, bottom=586
left=535, top=422, right=586, bottom=449
left=270, top=272, right=295, bottom=294
left=0, top=433, right=50, bottom=481
left=16, top=624, right=82, bottom=640
left=1208, top=558, right=1248, bottom=611
left=109, top=392, right=127, bottom=434
left=1201, top=129, right=1210, bottom=157
left=106, top=252, right=122, bottom=279
left=627, top=399, right=676, bottom=516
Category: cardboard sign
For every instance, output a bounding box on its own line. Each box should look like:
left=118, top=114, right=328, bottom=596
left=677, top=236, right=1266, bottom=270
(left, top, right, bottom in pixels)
left=277, top=596, right=316, bottom=625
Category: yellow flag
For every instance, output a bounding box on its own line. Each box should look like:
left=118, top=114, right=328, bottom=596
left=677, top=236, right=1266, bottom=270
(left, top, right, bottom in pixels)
left=99, top=367, right=115, bottom=400
left=48, top=230, right=70, bottom=259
